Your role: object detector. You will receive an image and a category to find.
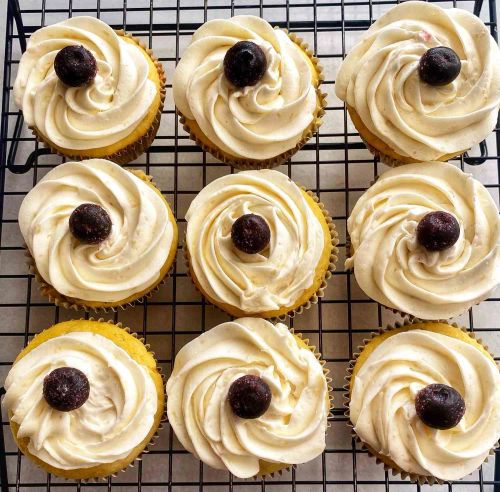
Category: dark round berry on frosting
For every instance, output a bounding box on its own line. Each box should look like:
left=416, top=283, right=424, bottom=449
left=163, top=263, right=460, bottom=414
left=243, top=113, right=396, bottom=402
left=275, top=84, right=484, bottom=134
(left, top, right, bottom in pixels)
left=418, top=46, right=461, bottom=86
left=231, top=213, right=271, bottom=254
left=54, top=45, right=97, bottom=87
left=228, top=375, right=272, bottom=419
left=223, top=41, right=267, bottom=88
left=69, top=203, right=112, bottom=244
left=415, top=383, right=465, bottom=430
left=43, top=367, right=90, bottom=412
left=416, top=211, right=460, bottom=252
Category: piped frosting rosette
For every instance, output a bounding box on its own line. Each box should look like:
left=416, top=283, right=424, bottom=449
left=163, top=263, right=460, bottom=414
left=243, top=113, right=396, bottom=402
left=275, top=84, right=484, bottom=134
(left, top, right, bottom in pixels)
left=185, top=169, right=337, bottom=318
left=335, top=1, right=500, bottom=163
left=346, top=322, right=500, bottom=483
left=166, top=317, right=331, bottom=478
left=14, top=16, right=165, bottom=163
left=2, top=319, right=164, bottom=479
left=19, top=159, right=177, bottom=310
left=346, top=162, right=500, bottom=320
left=173, top=15, right=325, bottom=168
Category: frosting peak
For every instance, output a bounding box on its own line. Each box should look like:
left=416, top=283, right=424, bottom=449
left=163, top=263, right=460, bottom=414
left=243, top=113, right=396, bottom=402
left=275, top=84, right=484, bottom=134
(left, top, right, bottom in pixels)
left=166, top=318, right=329, bottom=478
left=173, top=15, right=318, bottom=159
left=335, top=1, right=500, bottom=160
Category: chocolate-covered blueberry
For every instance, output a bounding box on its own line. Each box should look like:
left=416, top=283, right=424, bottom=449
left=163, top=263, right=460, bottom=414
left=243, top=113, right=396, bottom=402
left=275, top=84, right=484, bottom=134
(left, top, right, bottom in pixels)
left=69, top=203, right=112, bottom=244
left=54, top=45, right=97, bottom=87
left=231, top=213, right=271, bottom=254
left=416, top=211, right=460, bottom=252
left=415, top=383, right=465, bottom=430
left=228, top=375, right=272, bottom=419
left=418, top=46, right=461, bottom=86
left=43, top=367, right=90, bottom=412
left=223, top=41, right=267, bottom=88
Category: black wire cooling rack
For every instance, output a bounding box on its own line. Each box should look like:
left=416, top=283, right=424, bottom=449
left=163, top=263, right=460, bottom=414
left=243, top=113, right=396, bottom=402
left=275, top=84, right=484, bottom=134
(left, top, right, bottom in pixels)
left=1, top=0, right=500, bottom=490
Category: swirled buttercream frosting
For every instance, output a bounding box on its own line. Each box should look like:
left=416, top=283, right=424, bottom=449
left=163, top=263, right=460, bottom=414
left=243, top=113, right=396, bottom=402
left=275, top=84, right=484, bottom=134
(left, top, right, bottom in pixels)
left=350, top=328, right=500, bottom=481
left=185, top=169, right=326, bottom=314
left=335, top=1, right=500, bottom=160
left=346, top=162, right=500, bottom=319
left=166, top=317, right=329, bottom=478
left=14, top=16, right=157, bottom=150
left=19, top=159, right=174, bottom=303
left=173, top=15, right=318, bottom=160
left=3, top=331, right=158, bottom=470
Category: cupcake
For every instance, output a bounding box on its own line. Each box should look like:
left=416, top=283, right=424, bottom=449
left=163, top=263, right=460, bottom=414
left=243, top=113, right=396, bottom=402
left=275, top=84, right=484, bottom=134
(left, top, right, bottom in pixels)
left=166, top=317, right=331, bottom=478
left=3, top=319, right=164, bottom=480
left=173, top=15, right=325, bottom=169
left=14, top=16, right=165, bottom=164
left=185, top=169, right=337, bottom=319
left=346, top=162, right=500, bottom=320
left=347, top=322, right=500, bottom=483
left=335, top=1, right=500, bottom=166
left=19, top=158, right=178, bottom=311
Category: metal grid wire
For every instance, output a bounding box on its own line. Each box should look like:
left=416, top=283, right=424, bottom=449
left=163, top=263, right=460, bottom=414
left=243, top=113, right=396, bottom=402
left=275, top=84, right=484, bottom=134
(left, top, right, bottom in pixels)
left=0, top=0, right=499, bottom=490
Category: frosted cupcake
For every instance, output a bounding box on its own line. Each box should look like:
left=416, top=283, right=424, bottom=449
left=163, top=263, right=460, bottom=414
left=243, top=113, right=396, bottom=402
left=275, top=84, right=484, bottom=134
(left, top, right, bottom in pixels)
left=346, top=162, right=500, bottom=320
left=19, top=159, right=178, bottom=310
left=166, top=317, right=330, bottom=478
left=173, top=15, right=325, bottom=169
left=3, top=319, right=164, bottom=480
left=14, top=17, right=165, bottom=164
left=335, top=1, right=500, bottom=165
left=348, top=322, right=500, bottom=483
left=185, top=169, right=337, bottom=318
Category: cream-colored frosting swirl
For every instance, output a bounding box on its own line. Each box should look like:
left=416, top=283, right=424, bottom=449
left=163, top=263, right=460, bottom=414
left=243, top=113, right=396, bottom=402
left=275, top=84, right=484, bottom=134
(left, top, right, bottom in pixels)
left=166, top=317, right=329, bottom=478
left=173, top=15, right=317, bottom=160
left=350, top=329, right=500, bottom=481
left=346, top=162, right=500, bottom=319
left=14, top=16, right=157, bottom=150
left=335, top=1, right=500, bottom=160
left=19, top=159, right=174, bottom=303
left=185, top=169, right=325, bottom=313
left=3, top=331, right=157, bottom=470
